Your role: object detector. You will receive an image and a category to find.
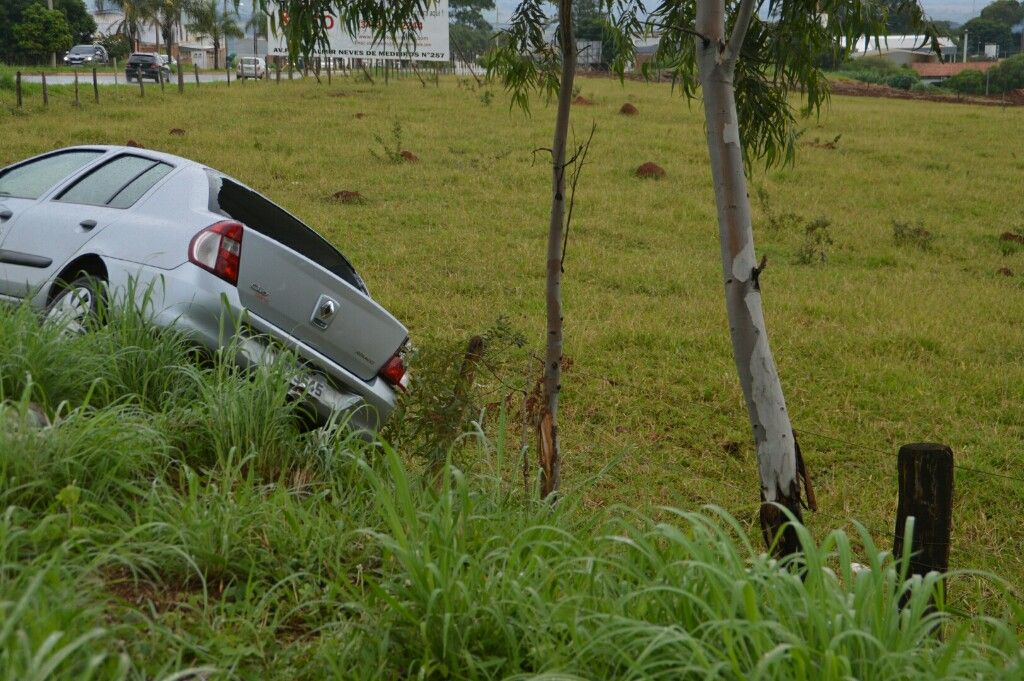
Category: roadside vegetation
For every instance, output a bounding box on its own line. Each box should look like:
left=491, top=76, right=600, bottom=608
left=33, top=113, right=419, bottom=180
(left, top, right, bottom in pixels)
left=1, top=298, right=1021, bottom=678
left=1, top=75, right=1023, bottom=675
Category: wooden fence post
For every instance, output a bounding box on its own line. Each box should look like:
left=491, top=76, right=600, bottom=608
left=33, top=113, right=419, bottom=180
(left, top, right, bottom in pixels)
left=41, top=73, right=48, bottom=106
left=327, top=57, right=331, bottom=84
left=73, top=71, right=80, bottom=107
left=276, top=61, right=281, bottom=83
left=194, top=64, right=200, bottom=86
left=113, top=58, right=117, bottom=85
left=138, top=71, right=144, bottom=97
left=893, top=443, right=954, bottom=589
left=226, top=65, right=230, bottom=86
left=16, top=71, right=22, bottom=107
left=159, top=69, right=165, bottom=93
left=177, top=63, right=184, bottom=93
left=92, top=67, right=99, bottom=103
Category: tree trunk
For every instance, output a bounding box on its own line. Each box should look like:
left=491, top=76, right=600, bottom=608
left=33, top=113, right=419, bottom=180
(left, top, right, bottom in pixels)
left=694, top=0, right=803, bottom=555
left=538, top=0, right=576, bottom=500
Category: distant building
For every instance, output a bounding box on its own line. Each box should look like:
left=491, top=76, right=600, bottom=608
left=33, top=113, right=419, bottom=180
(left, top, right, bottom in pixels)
left=89, top=7, right=217, bottom=64
left=911, top=61, right=997, bottom=86
left=848, top=35, right=958, bottom=66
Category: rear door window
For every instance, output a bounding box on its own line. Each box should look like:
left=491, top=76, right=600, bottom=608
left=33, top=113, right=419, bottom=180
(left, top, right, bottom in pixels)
left=207, top=171, right=366, bottom=292
left=0, top=150, right=103, bottom=200
left=58, top=155, right=172, bottom=208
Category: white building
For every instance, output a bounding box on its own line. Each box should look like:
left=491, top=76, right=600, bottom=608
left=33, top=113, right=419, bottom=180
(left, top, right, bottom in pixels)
left=848, top=34, right=958, bottom=65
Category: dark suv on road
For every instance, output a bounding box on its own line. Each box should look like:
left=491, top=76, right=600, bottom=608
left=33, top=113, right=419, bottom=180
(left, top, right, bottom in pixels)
left=126, top=53, right=171, bottom=82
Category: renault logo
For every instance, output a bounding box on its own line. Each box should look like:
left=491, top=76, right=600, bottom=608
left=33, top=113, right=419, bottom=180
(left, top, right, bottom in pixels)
left=310, top=294, right=339, bottom=330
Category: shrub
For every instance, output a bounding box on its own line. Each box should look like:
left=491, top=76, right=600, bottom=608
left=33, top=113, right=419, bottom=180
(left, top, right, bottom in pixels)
left=795, top=217, right=834, bottom=264
left=893, top=220, right=935, bottom=250
left=946, top=69, right=986, bottom=95
left=370, top=119, right=405, bottom=164
left=882, top=70, right=920, bottom=91
left=990, top=53, right=1024, bottom=94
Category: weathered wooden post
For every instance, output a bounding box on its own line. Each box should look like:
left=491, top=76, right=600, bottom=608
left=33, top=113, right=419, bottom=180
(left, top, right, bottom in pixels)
left=16, top=71, right=22, bottom=107
left=326, top=57, right=331, bottom=84
left=276, top=61, right=281, bottom=83
left=226, top=65, right=231, bottom=86
left=177, top=62, right=184, bottom=93
left=893, top=443, right=954, bottom=592
left=194, top=64, right=200, bottom=85
left=113, top=58, right=118, bottom=85
left=73, top=70, right=80, bottom=107
left=92, top=67, right=99, bottom=103
left=41, top=73, right=48, bottom=106
left=159, top=68, right=165, bottom=93
left=138, top=71, right=144, bottom=97
left=288, top=61, right=293, bottom=80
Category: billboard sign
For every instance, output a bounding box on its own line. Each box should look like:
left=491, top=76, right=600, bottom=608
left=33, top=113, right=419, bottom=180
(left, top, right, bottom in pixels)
left=267, top=1, right=449, bottom=62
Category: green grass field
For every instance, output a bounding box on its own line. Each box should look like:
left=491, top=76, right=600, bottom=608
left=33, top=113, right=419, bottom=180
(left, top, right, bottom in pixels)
left=1, top=73, right=1023, bottom=677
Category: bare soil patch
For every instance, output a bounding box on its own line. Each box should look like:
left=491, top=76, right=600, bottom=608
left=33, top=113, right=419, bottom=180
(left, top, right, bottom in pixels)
left=169, top=128, right=185, bottom=136
left=831, top=79, right=1024, bottom=107
left=400, top=150, right=419, bottom=163
left=573, top=95, right=595, bottom=106
left=620, top=103, right=639, bottom=116
left=1000, top=231, right=1024, bottom=245
left=331, top=190, right=364, bottom=204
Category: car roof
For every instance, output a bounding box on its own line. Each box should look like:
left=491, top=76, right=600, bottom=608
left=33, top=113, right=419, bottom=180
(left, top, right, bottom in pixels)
left=57, top=145, right=203, bottom=170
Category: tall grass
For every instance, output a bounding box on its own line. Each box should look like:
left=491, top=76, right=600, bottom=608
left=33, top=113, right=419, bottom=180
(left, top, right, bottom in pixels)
left=0, top=299, right=1020, bottom=678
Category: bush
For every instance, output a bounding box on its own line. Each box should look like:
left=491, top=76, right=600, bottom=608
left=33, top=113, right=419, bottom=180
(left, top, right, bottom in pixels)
left=893, top=220, right=935, bottom=250
left=795, top=217, right=835, bottom=264
left=990, top=53, right=1024, bottom=94
left=882, top=70, right=920, bottom=91
left=839, top=55, right=901, bottom=75
left=946, top=69, right=986, bottom=95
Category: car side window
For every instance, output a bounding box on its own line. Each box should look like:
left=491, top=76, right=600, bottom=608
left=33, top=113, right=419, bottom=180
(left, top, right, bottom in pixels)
left=58, top=155, right=172, bottom=208
left=0, top=150, right=102, bottom=200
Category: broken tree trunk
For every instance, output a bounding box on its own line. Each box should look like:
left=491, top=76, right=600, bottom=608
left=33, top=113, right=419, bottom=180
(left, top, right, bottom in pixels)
left=538, top=0, right=577, bottom=500
left=694, top=0, right=808, bottom=555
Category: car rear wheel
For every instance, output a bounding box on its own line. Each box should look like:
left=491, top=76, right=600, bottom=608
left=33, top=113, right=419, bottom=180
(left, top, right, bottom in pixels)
left=45, top=275, right=105, bottom=336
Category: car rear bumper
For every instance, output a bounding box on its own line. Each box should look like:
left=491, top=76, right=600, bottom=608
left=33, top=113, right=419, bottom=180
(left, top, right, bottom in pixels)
left=102, top=258, right=398, bottom=432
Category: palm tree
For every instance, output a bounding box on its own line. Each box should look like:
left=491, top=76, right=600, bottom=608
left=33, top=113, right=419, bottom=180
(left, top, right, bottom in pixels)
left=110, top=0, right=147, bottom=50
left=186, top=0, right=242, bottom=69
left=243, top=5, right=267, bottom=57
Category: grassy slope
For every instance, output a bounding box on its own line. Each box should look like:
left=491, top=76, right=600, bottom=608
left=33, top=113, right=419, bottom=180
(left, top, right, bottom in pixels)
left=1, top=75, right=1023, bottom=598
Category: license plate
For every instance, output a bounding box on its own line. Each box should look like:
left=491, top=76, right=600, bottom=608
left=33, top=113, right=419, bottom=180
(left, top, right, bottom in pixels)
left=290, top=373, right=329, bottom=400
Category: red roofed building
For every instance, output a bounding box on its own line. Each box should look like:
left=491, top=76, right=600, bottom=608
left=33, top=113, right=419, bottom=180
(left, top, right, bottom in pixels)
left=912, top=61, right=998, bottom=85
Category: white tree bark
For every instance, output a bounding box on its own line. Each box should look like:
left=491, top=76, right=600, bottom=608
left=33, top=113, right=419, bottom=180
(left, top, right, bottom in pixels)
left=695, top=0, right=804, bottom=551
left=538, top=0, right=577, bottom=499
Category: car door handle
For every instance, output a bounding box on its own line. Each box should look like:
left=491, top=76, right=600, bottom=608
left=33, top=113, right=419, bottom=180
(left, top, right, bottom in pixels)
left=0, top=209, right=12, bottom=221
left=79, top=219, right=97, bottom=231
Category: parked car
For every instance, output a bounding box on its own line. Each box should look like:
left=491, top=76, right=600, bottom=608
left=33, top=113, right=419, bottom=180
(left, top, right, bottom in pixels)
left=0, top=146, right=409, bottom=431
left=236, top=57, right=266, bottom=80
left=125, top=53, right=171, bottom=82
left=63, top=44, right=108, bottom=66
left=158, top=54, right=178, bottom=72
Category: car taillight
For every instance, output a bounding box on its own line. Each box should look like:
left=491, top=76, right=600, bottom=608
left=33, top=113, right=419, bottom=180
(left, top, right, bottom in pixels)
left=379, top=353, right=408, bottom=391
left=189, top=220, right=243, bottom=285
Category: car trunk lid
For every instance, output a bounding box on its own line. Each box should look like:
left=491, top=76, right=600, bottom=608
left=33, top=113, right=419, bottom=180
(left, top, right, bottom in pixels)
left=208, top=172, right=407, bottom=381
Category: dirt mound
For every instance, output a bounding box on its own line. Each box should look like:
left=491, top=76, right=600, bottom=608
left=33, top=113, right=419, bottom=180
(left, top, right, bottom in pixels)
left=1000, top=231, right=1024, bottom=245
left=331, top=190, right=364, bottom=204
left=619, top=103, right=639, bottom=116
left=997, top=267, right=1014, bottom=277
left=400, top=150, right=419, bottom=163
left=354, top=112, right=366, bottom=119
left=168, top=128, right=185, bottom=136
left=125, top=140, right=144, bottom=148
left=573, top=95, right=594, bottom=105
left=635, top=162, right=665, bottom=179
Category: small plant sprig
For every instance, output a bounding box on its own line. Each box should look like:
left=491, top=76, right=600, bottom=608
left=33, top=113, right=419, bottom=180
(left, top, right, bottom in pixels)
left=795, top=217, right=834, bottom=265
left=370, top=118, right=405, bottom=164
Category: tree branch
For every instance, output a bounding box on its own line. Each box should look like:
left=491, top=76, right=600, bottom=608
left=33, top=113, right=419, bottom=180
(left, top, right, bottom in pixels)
left=726, top=0, right=758, bottom=60
left=645, top=21, right=711, bottom=48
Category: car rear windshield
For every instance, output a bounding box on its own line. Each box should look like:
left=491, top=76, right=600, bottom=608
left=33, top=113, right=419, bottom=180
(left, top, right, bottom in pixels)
left=128, top=54, right=156, bottom=63
left=57, top=154, right=173, bottom=208
left=206, top=171, right=366, bottom=293
left=70, top=45, right=94, bottom=54
left=0, top=150, right=103, bottom=200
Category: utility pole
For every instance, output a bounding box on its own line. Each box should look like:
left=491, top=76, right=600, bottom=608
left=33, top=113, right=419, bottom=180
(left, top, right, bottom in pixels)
left=47, top=0, right=56, bottom=68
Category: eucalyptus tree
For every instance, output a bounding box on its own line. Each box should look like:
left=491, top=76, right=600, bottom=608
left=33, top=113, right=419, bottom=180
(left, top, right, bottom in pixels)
left=488, top=0, right=932, bottom=550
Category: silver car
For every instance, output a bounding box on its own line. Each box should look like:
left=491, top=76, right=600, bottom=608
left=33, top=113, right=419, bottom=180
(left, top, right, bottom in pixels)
left=0, top=146, right=409, bottom=430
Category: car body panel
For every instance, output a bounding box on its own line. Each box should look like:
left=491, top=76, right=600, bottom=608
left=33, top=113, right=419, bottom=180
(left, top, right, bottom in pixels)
left=237, top=229, right=407, bottom=381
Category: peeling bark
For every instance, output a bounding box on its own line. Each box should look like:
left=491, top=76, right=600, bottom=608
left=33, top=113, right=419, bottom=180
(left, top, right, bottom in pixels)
left=695, top=0, right=804, bottom=554
left=539, top=0, right=576, bottom=500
